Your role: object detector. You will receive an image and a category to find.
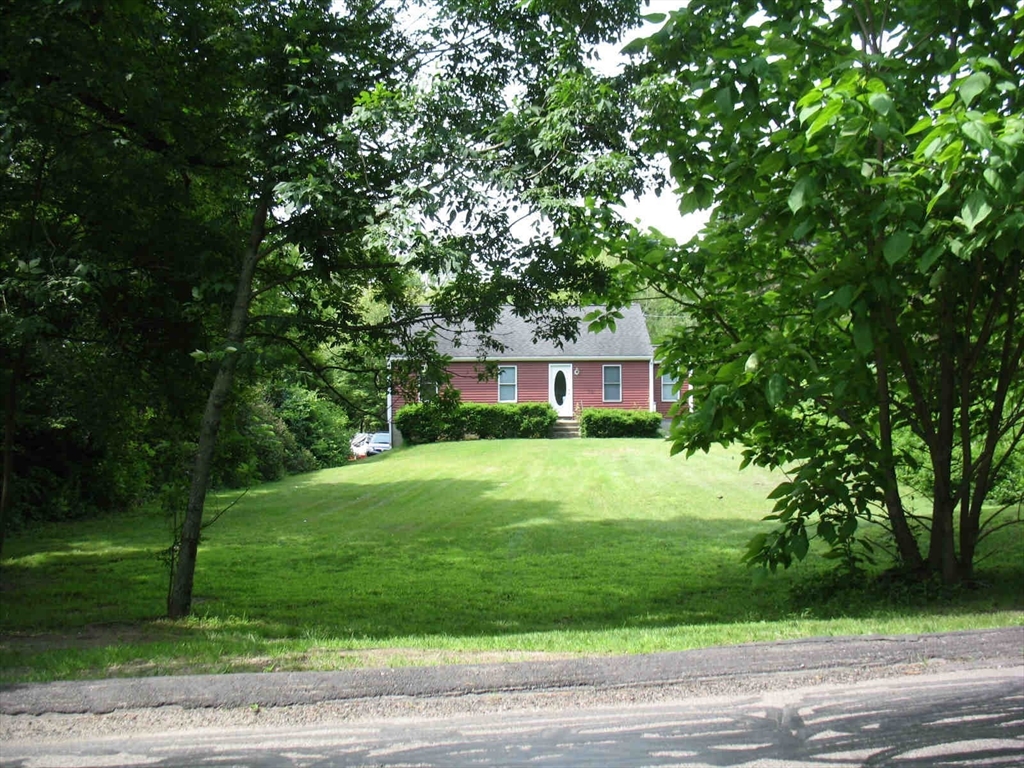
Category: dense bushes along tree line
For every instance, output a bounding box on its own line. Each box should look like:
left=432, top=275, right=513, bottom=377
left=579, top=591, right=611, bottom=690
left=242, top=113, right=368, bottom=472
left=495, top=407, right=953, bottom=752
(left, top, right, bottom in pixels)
left=395, top=389, right=663, bottom=442
left=5, top=377, right=358, bottom=530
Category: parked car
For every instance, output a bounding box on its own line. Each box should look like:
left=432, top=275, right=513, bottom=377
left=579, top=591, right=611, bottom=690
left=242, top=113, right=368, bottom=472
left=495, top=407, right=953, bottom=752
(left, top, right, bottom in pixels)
left=365, top=432, right=392, bottom=455
left=350, top=432, right=372, bottom=458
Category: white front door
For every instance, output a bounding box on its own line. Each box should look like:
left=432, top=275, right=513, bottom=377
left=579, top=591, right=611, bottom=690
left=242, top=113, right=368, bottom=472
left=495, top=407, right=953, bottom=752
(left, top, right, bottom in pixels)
left=549, top=364, right=573, bottom=418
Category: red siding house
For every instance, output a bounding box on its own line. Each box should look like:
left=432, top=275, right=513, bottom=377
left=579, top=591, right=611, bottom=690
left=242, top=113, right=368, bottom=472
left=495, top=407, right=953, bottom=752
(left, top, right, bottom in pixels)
left=390, top=305, right=690, bottom=441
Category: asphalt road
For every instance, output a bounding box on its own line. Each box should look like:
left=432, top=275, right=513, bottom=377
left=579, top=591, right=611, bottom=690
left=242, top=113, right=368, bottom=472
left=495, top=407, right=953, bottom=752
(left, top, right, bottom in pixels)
left=1, top=628, right=1022, bottom=767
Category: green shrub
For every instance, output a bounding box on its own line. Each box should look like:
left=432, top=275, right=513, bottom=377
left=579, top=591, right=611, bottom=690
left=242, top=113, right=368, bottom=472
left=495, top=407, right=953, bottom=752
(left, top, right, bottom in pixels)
left=395, top=395, right=556, bottom=444
left=461, top=402, right=517, bottom=439
left=513, top=402, right=559, bottom=438
left=394, top=388, right=465, bottom=444
left=275, top=385, right=351, bottom=468
left=579, top=408, right=662, bottom=438
left=210, top=383, right=353, bottom=488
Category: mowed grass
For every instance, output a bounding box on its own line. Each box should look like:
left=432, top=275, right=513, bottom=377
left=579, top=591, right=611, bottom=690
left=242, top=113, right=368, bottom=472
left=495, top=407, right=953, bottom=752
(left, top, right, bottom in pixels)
left=1, top=440, right=1021, bottom=682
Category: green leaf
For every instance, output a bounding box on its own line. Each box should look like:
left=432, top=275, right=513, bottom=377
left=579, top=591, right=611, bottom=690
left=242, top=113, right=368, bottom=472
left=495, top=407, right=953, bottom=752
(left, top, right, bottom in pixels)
left=788, top=176, right=815, bottom=213
left=851, top=314, right=873, bottom=355
left=961, top=190, right=992, bottom=232
left=791, top=529, right=809, bottom=560
left=641, top=247, right=665, bottom=265
left=927, top=181, right=951, bottom=215
left=865, top=77, right=886, bottom=94
left=766, top=374, right=787, bottom=407
left=817, top=519, right=836, bottom=543
left=962, top=119, right=993, bottom=149
left=983, top=168, right=1004, bottom=192
left=757, top=152, right=785, bottom=177
left=883, top=231, right=913, bottom=265
left=796, top=88, right=823, bottom=108
left=867, top=92, right=893, bottom=116
left=906, top=116, right=933, bottom=136
left=958, top=72, right=990, bottom=107
left=806, top=98, right=842, bottom=138
left=715, top=87, right=733, bottom=113
left=798, top=102, right=821, bottom=124
left=918, top=245, right=944, bottom=273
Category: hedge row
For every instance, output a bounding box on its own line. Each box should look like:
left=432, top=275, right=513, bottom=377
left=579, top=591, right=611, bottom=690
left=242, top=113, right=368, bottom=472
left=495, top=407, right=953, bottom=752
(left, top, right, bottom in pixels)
left=579, top=408, right=663, bottom=438
left=395, top=392, right=558, bottom=444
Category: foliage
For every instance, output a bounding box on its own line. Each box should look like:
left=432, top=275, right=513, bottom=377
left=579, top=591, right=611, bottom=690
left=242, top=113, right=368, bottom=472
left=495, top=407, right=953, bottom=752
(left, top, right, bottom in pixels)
left=579, top=408, right=662, bottom=438
left=0, top=0, right=640, bottom=614
left=579, top=0, right=1024, bottom=584
left=503, top=402, right=560, bottom=439
left=395, top=388, right=467, bottom=444
left=209, top=382, right=353, bottom=489
left=395, top=393, right=557, bottom=443
left=461, top=403, right=521, bottom=440
left=272, top=384, right=351, bottom=469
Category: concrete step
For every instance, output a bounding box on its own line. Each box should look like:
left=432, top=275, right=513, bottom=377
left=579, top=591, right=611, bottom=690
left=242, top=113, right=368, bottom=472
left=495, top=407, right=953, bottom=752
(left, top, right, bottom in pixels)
left=550, top=418, right=580, bottom=438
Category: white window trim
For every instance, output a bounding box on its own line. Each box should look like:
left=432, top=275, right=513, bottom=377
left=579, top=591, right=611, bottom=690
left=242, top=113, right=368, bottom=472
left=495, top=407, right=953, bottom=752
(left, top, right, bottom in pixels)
left=661, top=372, right=679, bottom=402
left=498, top=365, right=518, bottom=403
left=602, top=364, right=622, bottom=403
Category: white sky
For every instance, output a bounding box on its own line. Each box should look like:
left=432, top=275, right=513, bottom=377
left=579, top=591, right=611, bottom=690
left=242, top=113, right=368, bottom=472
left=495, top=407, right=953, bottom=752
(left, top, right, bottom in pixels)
left=608, top=1, right=710, bottom=244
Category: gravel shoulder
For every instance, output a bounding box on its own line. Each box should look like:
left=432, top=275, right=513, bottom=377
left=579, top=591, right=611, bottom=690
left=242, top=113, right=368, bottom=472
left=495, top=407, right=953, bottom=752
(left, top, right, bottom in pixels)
left=2, top=627, right=1021, bottom=742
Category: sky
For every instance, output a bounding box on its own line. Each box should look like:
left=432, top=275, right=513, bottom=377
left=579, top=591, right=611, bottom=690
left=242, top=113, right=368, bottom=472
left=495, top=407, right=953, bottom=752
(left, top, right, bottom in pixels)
left=608, top=1, right=711, bottom=244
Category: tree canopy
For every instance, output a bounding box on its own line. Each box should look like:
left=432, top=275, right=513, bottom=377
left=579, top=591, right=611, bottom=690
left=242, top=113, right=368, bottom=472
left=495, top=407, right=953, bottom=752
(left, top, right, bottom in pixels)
left=0, top=0, right=641, bottom=614
left=586, top=0, right=1023, bottom=583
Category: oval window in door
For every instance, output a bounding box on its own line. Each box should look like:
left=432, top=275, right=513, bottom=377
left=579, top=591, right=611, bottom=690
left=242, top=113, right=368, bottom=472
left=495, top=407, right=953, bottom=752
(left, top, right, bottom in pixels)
left=554, top=370, right=567, bottom=405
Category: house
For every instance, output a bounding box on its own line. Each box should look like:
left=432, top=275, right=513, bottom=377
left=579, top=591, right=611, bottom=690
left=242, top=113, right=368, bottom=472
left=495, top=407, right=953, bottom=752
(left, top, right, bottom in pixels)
left=388, top=304, right=690, bottom=441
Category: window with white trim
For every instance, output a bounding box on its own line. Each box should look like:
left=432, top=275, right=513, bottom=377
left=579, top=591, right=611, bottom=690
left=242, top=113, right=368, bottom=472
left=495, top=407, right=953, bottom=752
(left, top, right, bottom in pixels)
left=419, top=378, right=439, bottom=402
left=661, top=372, right=678, bottom=402
left=498, top=365, right=517, bottom=403
left=602, top=365, right=622, bottom=402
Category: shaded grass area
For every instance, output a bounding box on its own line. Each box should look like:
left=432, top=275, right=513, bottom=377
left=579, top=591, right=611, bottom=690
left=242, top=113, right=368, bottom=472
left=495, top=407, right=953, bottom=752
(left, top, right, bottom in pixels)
left=1, top=440, right=1021, bottom=682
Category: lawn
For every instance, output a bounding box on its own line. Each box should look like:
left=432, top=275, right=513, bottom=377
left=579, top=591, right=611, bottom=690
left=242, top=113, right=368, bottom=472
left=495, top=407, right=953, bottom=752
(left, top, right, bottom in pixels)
left=1, top=439, right=1021, bottom=682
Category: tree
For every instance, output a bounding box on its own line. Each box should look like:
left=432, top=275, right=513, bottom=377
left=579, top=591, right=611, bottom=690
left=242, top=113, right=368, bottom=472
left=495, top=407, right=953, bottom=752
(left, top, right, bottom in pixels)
left=1, top=0, right=232, bottom=549
left=1, top=0, right=642, bottom=612
left=589, top=0, right=1023, bottom=583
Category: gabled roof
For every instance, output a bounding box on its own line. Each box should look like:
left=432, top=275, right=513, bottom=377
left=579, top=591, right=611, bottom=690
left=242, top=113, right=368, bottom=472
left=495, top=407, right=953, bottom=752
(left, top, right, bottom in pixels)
left=427, top=304, right=653, bottom=360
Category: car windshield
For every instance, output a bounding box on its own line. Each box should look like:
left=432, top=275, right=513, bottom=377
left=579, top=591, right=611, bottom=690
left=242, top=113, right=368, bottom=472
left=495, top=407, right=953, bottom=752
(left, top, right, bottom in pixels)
left=371, top=433, right=390, bottom=443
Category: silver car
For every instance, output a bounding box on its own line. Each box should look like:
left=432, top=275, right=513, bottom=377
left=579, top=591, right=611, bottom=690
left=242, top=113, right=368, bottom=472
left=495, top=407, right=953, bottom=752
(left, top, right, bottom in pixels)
left=365, top=432, right=392, bottom=455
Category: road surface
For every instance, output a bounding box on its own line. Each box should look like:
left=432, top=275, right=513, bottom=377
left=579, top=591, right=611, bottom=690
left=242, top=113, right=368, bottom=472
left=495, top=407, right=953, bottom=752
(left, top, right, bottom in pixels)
left=1, top=628, right=1022, bottom=767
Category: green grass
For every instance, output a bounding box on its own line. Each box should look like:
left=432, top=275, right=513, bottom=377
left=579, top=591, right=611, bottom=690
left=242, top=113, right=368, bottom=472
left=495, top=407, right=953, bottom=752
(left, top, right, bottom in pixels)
left=1, top=440, right=1021, bottom=683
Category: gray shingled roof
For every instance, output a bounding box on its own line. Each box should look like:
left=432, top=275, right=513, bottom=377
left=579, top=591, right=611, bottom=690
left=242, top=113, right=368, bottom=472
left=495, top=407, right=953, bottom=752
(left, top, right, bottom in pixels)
left=427, top=304, right=653, bottom=360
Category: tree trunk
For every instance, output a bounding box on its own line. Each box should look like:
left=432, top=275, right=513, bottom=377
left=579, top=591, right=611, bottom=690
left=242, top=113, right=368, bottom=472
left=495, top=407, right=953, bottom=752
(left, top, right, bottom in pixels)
left=873, top=344, right=924, bottom=570
left=0, top=353, right=21, bottom=562
left=928, top=287, right=959, bottom=584
left=961, top=253, right=1021, bottom=579
left=167, top=198, right=269, bottom=619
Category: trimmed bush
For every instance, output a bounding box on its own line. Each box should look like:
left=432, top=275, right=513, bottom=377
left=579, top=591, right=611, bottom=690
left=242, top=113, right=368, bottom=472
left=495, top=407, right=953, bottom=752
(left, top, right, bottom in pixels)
left=513, top=402, right=560, bottom=438
left=461, top=403, right=517, bottom=439
left=395, top=395, right=557, bottom=444
left=394, top=388, right=465, bottom=444
left=579, top=408, right=662, bottom=438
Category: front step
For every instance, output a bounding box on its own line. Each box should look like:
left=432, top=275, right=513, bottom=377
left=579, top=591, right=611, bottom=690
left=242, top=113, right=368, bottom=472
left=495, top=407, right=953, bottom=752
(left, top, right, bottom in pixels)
left=550, top=418, right=580, bottom=439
